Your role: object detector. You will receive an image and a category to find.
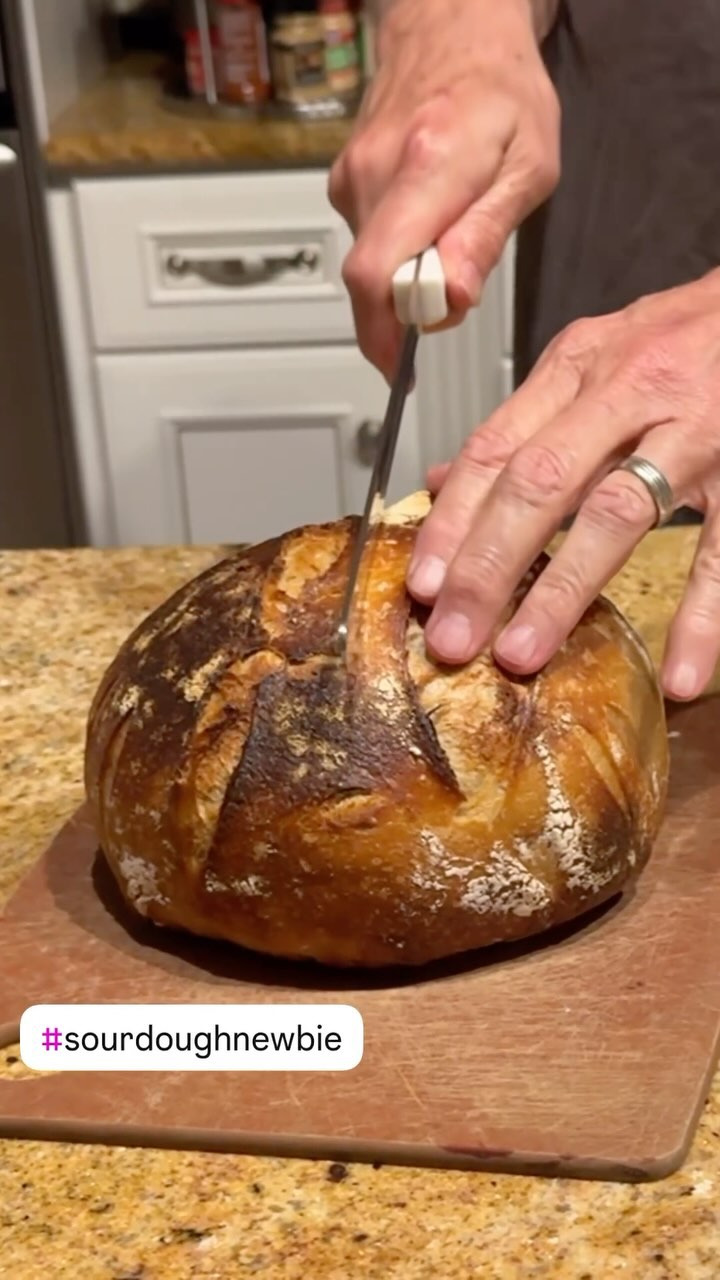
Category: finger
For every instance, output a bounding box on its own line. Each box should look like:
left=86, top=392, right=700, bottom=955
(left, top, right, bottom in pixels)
left=369, top=303, right=472, bottom=384
left=406, top=335, right=587, bottom=603
left=329, top=113, right=408, bottom=238
left=328, top=153, right=355, bottom=231
left=437, top=161, right=550, bottom=311
left=662, top=506, right=720, bottom=700
left=424, top=387, right=659, bottom=665
left=493, top=422, right=705, bottom=675
left=426, top=127, right=559, bottom=314
left=347, top=289, right=404, bottom=385
left=327, top=170, right=356, bottom=235
left=417, top=307, right=473, bottom=336
left=427, top=461, right=451, bottom=494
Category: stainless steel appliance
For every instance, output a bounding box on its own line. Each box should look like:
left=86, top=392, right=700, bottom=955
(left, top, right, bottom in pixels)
left=0, top=0, right=83, bottom=547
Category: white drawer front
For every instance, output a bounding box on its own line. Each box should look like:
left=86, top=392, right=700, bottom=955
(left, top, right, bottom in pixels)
left=75, top=172, right=355, bottom=351
left=95, top=346, right=423, bottom=546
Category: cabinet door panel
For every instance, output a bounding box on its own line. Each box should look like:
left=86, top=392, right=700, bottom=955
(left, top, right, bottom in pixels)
left=179, top=417, right=342, bottom=543
left=95, top=347, right=423, bottom=546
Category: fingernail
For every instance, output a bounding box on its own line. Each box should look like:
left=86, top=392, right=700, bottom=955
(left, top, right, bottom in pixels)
left=408, top=555, right=446, bottom=599
left=495, top=624, right=539, bottom=667
left=427, top=611, right=473, bottom=662
left=460, top=261, right=481, bottom=304
left=664, top=660, right=698, bottom=700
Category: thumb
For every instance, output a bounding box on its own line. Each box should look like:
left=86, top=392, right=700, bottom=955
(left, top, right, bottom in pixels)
left=427, top=461, right=452, bottom=494
left=437, top=163, right=542, bottom=312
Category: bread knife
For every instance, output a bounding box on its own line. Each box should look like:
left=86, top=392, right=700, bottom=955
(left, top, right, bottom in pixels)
left=335, top=249, right=449, bottom=656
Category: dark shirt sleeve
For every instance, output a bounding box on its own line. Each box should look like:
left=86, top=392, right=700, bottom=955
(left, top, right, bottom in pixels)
left=514, top=0, right=720, bottom=384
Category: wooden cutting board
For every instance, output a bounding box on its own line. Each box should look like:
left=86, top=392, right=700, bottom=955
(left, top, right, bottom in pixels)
left=1, top=696, right=719, bottom=1183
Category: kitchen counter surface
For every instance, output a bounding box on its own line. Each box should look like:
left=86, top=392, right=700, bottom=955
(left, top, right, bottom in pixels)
left=2, top=530, right=719, bottom=1279
left=44, top=56, right=354, bottom=173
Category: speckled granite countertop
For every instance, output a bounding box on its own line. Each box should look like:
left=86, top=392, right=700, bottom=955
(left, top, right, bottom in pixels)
left=44, top=56, right=354, bottom=173
left=2, top=532, right=720, bottom=1279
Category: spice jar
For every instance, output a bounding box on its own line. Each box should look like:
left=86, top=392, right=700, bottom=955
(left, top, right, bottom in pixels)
left=319, top=0, right=359, bottom=97
left=183, top=25, right=223, bottom=99
left=216, top=0, right=271, bottom=106
left=269, top=5, right=330, bottom=109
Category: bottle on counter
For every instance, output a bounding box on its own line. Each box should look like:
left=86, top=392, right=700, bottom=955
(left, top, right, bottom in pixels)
left=215, top=0, right=271, bottom=106
left=183, top=23, right=224, bottom=99
left=268, top=1, right=331, bottom=112
left=319, top=0, right=360, bottom=98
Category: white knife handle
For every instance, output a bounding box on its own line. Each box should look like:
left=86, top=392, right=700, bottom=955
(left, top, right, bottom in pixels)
left=392, top=249, right=449, bottom=329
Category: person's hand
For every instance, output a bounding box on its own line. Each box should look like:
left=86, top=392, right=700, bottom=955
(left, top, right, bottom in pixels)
left=328, top=0, right=560, bottom=381
left=407, top=270, right=720, bottom=702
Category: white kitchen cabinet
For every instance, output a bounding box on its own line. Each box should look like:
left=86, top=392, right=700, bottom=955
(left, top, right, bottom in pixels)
left=74, top=171, right=355, bottom=350
left=45, top=171, right=514, bottom=547
left=95, top=346, right=422, bottom=545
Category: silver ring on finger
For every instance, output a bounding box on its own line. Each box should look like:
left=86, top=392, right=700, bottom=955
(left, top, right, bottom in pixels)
left=614, top=455, right=675, bottom=528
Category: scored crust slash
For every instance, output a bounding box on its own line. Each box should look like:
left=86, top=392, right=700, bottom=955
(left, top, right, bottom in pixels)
left=84, top=491, right=668, bottom=969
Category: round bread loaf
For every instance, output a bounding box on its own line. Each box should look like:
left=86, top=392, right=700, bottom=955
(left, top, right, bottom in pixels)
left=85, top=491, right=668, bottom=968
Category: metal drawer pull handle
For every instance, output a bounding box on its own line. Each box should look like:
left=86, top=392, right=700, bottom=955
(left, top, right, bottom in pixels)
left=165, top=248, right=319, bottom=287
left=356, top=419, right=383, bottom=467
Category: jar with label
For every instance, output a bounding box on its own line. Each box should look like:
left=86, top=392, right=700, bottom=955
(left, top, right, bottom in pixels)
left=183, top=25, right=224, bottom=99
left=319, top=0, right=359, bottom=97
left=216, top=0, right=271, bottom=106
left=269, top=6, right=331, bottom=110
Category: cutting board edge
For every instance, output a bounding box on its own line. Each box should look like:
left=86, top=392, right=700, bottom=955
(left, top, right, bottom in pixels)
left=3, top=694, right=720, bottom=1192
left=0, top=1113, right=690, bottom=1183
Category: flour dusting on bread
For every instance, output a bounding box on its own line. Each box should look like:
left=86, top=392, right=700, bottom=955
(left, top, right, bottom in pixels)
left=85, top=490, right=669, bottom=967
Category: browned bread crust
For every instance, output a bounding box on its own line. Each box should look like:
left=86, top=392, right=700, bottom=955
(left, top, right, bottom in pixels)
left=85, top=492, right=669, bottom=967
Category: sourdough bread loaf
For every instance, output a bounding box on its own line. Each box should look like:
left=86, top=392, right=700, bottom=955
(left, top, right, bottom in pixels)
left=85, top=491, right=668, bottom=967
